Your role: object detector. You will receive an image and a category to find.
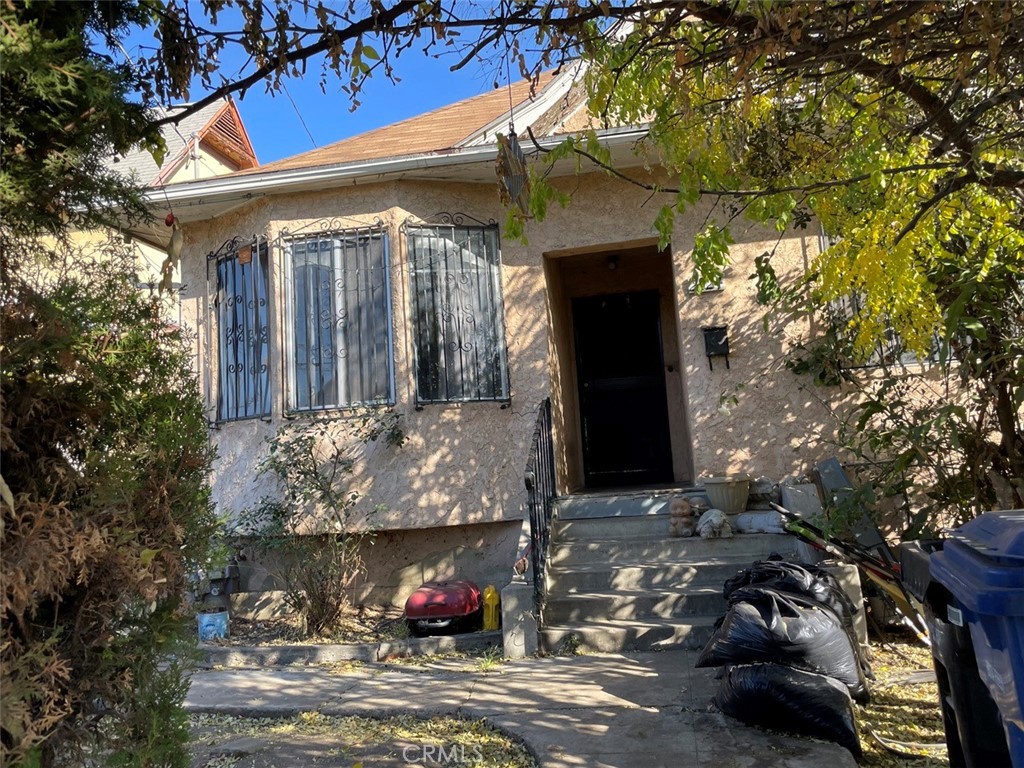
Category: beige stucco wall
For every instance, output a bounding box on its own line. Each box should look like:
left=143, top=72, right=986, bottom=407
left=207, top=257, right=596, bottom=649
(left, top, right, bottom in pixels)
left=179, top=184, right=541, bottom=535
left=178, top=170, right=843, bottom=538
left=521, top=174, right=841, bottom=486
left=164, top=142, right=239, bottom=184
left=673, top=218, right=838, bottom=480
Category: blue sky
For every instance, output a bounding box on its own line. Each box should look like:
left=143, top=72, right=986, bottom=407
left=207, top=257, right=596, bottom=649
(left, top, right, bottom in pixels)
left=120, top=9, right=516, bottom=164
left=238, top=53, right=506, bottom=164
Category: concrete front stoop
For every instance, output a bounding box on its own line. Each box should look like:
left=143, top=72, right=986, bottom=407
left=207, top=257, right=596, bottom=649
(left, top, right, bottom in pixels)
left=539, top=491, right=797, bottom=654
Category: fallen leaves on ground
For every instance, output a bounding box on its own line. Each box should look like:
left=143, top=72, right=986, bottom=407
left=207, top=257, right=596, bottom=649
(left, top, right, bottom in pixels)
left=221, top=605, right=407, bottom=646
left=190, top=712, right=536, bottom=768
left=858, top=637, right=948, bottom=768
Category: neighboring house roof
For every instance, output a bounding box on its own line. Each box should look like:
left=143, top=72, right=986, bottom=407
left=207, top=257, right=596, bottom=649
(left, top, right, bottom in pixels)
left=107, top=99, right=258, bottom=186
left=243, top=71, right=564, bottom=175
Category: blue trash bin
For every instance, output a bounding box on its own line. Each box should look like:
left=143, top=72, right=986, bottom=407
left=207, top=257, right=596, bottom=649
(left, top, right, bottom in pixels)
left=931, top=510, right=1024, bottom=768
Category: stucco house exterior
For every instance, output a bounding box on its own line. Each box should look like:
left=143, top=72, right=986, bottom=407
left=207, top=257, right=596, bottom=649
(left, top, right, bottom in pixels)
left=142, top=69, right=845, bottom=604
left=104, top=98, right=258, bottom=300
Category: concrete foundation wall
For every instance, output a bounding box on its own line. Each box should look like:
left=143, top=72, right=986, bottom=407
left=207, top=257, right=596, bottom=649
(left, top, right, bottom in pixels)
left=234, top=520, right=522, bottom=608
left=359, top=519, right=522, bottom=605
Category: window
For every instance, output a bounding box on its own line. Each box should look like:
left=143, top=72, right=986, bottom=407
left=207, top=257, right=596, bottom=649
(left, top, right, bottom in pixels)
left=406, top=221, right=510, bottom=403
left=819, top=233, right=937, bottom=368
left=826, top=293, right=927, bottom=367
left=285, top=226, right=393, bottom=411
left=215, top=238, right=270, bottom=421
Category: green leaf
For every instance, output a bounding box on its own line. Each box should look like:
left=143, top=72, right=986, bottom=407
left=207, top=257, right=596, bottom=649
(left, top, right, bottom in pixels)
left=654, top=205, right=675, bottom=250
left=961, top=318, right=988, bottom=340
left=752, top=253, right=781, bottom=305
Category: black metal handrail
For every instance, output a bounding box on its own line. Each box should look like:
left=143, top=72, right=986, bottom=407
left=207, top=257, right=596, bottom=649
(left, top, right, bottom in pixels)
left=524, top=398, right=556, bottom=606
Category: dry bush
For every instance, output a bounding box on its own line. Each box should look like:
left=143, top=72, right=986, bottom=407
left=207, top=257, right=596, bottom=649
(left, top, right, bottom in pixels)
left=1, top=236, right=216, bottom=766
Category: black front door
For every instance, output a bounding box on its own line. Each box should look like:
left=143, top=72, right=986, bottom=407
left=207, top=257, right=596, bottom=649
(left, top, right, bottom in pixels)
left=573, top=290, right=673, bottom=488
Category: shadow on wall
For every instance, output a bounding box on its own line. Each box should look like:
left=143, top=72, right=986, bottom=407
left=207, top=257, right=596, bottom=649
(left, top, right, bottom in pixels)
left=351, top=198, right=854, bottom=513
left=202, top=177, right=856, bottom=610
left=672, top=218, right=853, bottom=480
left=232, top=520, right=523, bottom=608
left=294, top=193, right=557, bottom=535
left=358, top=520, right=523, bottom=606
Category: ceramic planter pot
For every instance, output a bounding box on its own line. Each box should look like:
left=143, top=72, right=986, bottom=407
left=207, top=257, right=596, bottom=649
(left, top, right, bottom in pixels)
left=701, top=475, right=751, bottom=514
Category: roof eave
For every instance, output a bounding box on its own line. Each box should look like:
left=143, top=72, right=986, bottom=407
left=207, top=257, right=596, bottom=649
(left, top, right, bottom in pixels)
left=460, top=62, right=588, bottom=148
left=146, top=125, right=650, bottom=217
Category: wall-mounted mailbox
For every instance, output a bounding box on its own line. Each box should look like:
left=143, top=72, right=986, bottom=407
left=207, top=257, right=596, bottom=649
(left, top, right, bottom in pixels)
left=702, top=325, right=730, bottom=370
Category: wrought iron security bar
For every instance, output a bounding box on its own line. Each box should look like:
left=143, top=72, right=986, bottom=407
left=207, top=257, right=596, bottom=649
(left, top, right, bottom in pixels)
left=524, top=397, right=556, bottom=606
left=277, top=218, right=394, bottom=413
left=207, top=235, right=271, bottom=424
left=402, top=212, right=511, bottom=407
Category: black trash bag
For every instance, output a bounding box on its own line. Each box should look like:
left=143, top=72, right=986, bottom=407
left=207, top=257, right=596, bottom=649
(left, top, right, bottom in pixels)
left=697, top=586, right=870, bottom=702
left=724, top=559, right=857, bottom=626
left=724, top=558, right=872, bottom=680
left=713, top=663, right=863, bottom=758
left=721, top=585, right=870, bottom=701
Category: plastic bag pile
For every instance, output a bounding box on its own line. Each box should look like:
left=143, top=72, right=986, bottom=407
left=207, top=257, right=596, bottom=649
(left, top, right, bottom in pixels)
left=696, top=556, right=872, bottom=757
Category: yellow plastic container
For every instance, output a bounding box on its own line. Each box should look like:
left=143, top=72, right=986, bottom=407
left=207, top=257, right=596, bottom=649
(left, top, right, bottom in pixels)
left=482, top=585, right=501, bottom=630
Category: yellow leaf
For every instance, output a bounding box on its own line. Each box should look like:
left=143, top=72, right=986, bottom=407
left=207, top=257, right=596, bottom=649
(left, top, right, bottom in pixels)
left=140, top=548, right=160, bottom=566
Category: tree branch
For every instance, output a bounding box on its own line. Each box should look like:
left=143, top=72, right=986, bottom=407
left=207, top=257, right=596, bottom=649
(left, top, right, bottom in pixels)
left=527, top=126, right=965, bottom=200
left=152, top=0, right=425, bottom=127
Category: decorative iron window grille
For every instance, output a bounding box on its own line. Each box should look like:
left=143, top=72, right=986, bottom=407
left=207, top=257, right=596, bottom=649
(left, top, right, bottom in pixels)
left=826, top=293, right=936, bottom=368
left=282, top=222, right=394, bottom=411
left=819, top=232, right=938, bottom=368
left=210, top=236, right=271, bottom=422
left=404, top=214, right=510, bottom=405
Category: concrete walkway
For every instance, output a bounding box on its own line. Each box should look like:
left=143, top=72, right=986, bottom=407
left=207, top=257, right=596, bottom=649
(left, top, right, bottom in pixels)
left=186, top=650, right=858, bottom=768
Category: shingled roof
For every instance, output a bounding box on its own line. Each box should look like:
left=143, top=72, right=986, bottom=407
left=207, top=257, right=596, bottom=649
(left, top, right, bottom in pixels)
left=245, top=71, right=559, bottom=175
left=107, top=99, right=257, bottom=186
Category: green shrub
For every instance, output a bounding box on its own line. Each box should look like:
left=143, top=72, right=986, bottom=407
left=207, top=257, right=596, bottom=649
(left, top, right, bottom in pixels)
left=239, top=413, right=403, bottom=637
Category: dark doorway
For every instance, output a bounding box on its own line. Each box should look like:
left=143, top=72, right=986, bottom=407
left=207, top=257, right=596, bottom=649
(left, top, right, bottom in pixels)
left=572, top=290, right=674, bottom=488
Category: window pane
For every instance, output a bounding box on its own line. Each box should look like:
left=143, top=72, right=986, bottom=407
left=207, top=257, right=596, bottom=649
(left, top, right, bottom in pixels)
left=216, top=240, right=270, bottom=421
left=292, top=244, right=334, bottom=409
left=287, top=228, right=392, bottom=410
left=822, top=234, right=937, bottom=368
left=829, top=290, right=938, bottom=367
left=407, top=223, right=509, bottom=403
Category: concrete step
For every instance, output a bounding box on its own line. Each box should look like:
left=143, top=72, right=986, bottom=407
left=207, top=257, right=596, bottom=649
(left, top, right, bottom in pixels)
left=541, top=495, right=796, bottom=653
left=544, top=587, right=726, bottom=623
left=548, top=534, right=795, bottom=567
left=540, top=616, right=719, bottom=653
left=553, top=511, right=787, bottom=541
left=545, top=556, right=754, bottom=593
left=552, top=513, right=678, bottom=540
left=553, top=491, right=702, bottom=520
